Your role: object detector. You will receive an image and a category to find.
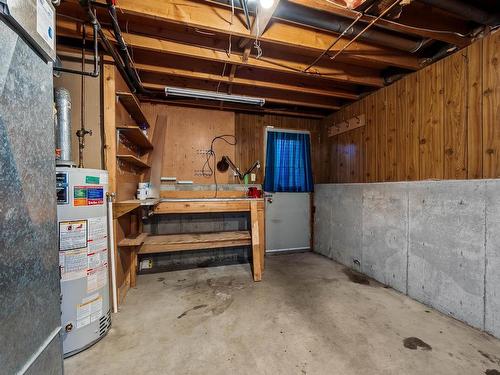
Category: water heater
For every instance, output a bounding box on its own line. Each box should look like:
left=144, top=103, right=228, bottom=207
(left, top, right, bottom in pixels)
left=56, top=167, right=111, bottom=357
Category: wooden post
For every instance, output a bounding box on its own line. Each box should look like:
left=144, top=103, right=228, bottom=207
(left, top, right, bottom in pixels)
left=130, top=248, right=137, bottom=288
left=250, top=201, right=262, bottom=281
left=258, top=206, right=265, bottom=271
left=103, top=64, right=116, bottom=193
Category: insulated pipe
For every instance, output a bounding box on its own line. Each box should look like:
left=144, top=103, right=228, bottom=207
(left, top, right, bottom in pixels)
left=210, top=0, right=425, bottom=52
left=54, top=87, right=73, bottom=165
left=417, top=0, right=500, bottom=27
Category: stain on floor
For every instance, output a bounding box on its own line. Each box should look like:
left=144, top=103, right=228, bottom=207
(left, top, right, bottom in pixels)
left=485, top=370, right=500, bottom=375
left=479, top=350, right=500, bottom=365
left=343, top=268, right=370, bottom=285
left=403, top=337, right=432, bottom=351
left=177, top=304, right=208, bottom=319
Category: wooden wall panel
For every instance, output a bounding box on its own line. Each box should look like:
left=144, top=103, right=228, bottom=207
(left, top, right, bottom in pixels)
left=483, top=31, right=500, bottom=178
left=467, top=41, right=483, bottom=179
left=375, top=90, right=387, bottom=181
left=364, top=94, right=377, bottom=182
left=395, top=79, right=408, bottom=181
left=141, top=104, right=236, bottom=183
left=386, top=87, right=397, bottom=181
left=419, top=60, right=445, bottom=180
left=323, top=31, right=499, bottom=183
left=406, top=72, right=420, bottom=181
left=443, top=50, right=467, bottom=179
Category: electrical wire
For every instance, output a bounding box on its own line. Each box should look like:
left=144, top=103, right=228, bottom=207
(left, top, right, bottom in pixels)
left=216, top=62, right=228, bottom=93
left=253, top=4, right=263, bottom=59
left=201, top=135, right=238, bottom=197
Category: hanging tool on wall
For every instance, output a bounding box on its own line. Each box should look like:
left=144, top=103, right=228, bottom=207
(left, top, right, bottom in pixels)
left=216, top=156, right=260, bottom=182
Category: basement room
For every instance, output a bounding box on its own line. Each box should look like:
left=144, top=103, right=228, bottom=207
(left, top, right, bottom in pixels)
left=1, top=0, right=500, bottom=374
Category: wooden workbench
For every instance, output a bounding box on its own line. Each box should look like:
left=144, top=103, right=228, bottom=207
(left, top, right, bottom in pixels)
left=150, top=198, right=265, bottom=281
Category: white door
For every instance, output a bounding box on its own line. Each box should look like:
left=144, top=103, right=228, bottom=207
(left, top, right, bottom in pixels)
left=265, top=192, right=311, bottom=253
left=263, top=127, right=312, bottom=253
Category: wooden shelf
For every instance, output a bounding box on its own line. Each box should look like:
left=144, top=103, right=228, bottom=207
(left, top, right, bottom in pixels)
left=116, top=91, right=150, bottom=128
left=118, top=232, right=149, bottom=247
left=139, top=231, right=251, bottom=254
left=117, top=154, right=150, bottom=169
left=114, top=200, right=141, bottom=219
left=117, top=125, right=153, bottom=150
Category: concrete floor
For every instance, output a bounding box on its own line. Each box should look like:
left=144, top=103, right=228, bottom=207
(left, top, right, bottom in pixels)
left=65, top=252, right=500, bottom=375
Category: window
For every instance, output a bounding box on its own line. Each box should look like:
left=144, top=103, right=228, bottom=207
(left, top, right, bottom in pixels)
left=263, top=130, right=314, bottom=192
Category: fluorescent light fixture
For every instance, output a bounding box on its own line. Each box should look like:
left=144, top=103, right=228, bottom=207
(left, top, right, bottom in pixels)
left=164, top=87, right=265, bottom=107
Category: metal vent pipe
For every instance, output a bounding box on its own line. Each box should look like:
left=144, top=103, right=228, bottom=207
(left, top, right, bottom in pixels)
left=54, top=87, right=74, bottom=166
left=274, top=3, right=425, bottom=53
left=210, top=0, right=425, bottom=52
left=417, top=0, right=500, bottom=27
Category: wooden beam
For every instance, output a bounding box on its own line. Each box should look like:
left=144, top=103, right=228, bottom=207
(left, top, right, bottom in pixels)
left=134, top=62, right=359, bottom=100
left=70, top=0, right=419, bottom=70
left=57, top=19, right=384, bottom=88
left=287, top=0, right=470, bottom=47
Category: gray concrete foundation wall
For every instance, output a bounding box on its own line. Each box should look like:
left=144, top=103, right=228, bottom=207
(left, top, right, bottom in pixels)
left=314, top=180, right=500, bottom=339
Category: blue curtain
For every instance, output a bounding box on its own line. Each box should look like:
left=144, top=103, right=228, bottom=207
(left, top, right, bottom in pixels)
left=263, top=131, right=314, bottom=192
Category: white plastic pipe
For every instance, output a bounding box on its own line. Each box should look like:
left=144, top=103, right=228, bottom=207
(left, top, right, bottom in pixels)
left=107, top=194, right=118, bottom=313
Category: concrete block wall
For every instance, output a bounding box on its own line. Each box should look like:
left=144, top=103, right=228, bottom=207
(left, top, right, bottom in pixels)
left=314, top=180, right=500, bottom=339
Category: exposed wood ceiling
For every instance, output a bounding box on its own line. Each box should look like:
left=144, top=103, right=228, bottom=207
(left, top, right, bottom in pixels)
left=56, top=0, right=499, bottom=118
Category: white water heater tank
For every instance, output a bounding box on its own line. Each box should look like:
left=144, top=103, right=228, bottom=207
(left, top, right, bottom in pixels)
left=56, top=167, right=111, bottom=357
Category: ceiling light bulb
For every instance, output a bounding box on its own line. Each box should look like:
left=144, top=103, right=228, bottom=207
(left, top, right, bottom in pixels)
left=259, top=0, right=274, bottom=9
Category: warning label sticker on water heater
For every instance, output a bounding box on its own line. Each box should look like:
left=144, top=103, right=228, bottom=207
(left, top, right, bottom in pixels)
left=59, top=220, right=87, bottom=251
left=59, top=217, right=108, bottom=283
left=76, top=294, right=103, bottom=329
left=74, top=186, right=104, bottom=206
left=59, top=248, right=88, bottom=281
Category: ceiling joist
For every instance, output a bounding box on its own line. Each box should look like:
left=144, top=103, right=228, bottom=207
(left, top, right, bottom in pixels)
left=57, top=19, right=385, bottom=87
left=76, top=0, right=420, bottom=70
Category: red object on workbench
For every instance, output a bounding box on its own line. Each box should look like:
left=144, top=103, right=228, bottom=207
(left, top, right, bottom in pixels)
left=247, top=187, right=263, bottom=198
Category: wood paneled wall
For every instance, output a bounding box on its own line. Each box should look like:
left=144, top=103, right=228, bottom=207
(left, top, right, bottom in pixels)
left=235, top=113, right=326, bottom=184
left=141, top=104, right=236, bottom=183
left=324, top=30, right=499, bottom=183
